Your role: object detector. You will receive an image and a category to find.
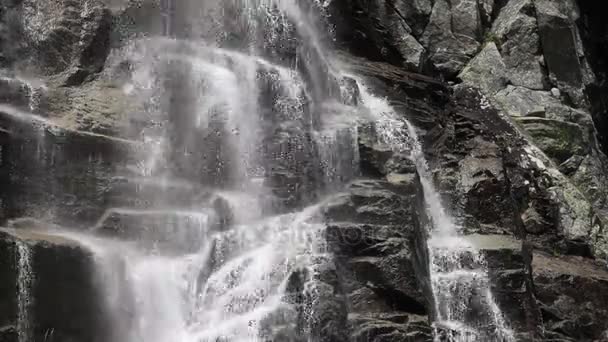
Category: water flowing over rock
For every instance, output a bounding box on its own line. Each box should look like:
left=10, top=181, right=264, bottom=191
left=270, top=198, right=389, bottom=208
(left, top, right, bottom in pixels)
left=1, top=0, right=608, bottom=341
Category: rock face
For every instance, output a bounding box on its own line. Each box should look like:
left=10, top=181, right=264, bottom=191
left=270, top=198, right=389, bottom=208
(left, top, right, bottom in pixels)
left=0, top=109, right=138, bottom=226
left=533, top=253, right=608, bottom=341
left=1, top=0, right=608, bottom=341
left=323, top=159, right=433, bottom=341
left=0, top=227, right=109, bottom=342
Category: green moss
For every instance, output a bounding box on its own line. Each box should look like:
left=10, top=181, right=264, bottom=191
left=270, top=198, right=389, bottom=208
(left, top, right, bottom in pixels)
left=484, top=32, right=502, bottom=46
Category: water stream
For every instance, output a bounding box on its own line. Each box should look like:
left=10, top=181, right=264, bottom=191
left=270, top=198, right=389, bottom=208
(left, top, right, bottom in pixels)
left=5, top=0, right=516, bottom=341
left=55, top=1, right=350, bottom=341
left=16, top=241, right=33, bottom=342
left=356, top=82, right=514, bottom=341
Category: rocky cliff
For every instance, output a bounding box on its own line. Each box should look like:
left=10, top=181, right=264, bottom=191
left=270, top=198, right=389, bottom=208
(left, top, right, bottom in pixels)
left=0, top=0, right=607, bottom=341
left=326, top=0, right=608, bottom=340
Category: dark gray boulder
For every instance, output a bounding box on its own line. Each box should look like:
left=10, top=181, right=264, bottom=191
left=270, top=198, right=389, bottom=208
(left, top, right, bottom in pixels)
left=532, top=252, right=608, bottom=341
left=0, top=227, right=110, bottom=342
left=0, top=108, right=138, bottom=226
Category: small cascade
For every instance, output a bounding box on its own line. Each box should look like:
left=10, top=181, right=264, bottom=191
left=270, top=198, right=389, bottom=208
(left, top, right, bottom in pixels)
left=16, top=241, right=34, bottom=342
left=62, top=203, right=327, bottom=342
left=356, top=81, right=514, bottom=341
left=428, top=237, right=513, bottom=341
left=2, top=0, right=522, bottom=340
left=41, top=1, right=359, bottom=341
left=0, top=75, right=47, bottom=114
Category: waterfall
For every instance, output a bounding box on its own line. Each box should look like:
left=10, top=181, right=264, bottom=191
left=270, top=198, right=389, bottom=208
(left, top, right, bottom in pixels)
left=3, top=0, right=518, bottom=340
left=16, top=240, right=33, bottom=342
left=48, top=1, right=355, bottom=341
left=355, top=82, right=514, bottom=342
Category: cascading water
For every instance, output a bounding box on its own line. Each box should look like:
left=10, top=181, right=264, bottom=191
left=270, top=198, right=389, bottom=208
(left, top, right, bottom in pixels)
left=3, top=0, right=518, bottom=341
left=16, top=241, right=33, bottom=342
left=355, top=82, right=514, bottom=342
left=45, top=1, right=355, bottom=341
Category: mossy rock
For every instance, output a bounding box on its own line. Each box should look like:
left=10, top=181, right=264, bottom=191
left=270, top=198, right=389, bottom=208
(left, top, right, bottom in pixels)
left=514, top=117, right=590, bottom=163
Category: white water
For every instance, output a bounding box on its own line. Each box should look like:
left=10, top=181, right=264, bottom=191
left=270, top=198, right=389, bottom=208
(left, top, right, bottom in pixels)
left=3, top=0, right=517, bottom=340
left=40, top=1, right=354, bottom=341
left=16, top=241, right=34, bottom=342
left=356, top=82, right=514, bottom=341
left=60, top=202, right=326, bottom=342
left=0, top=75, right=46, bottom=113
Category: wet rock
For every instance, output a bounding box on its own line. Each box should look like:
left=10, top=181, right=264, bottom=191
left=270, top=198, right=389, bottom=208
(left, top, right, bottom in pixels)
left=479, top=0, right=495, bottom=27
left=493, top=86, right=559, bottom=117
left=0, top=227, right=110, bottom=342
left=108, top=0, right=167, bottom=41
left=45, top=80, right=134, bottom=136
left=571, top=153, right=608, bottom=220
left=577, top=1, right=608, bottom=155
left=323, top=168, right=432, bottom=341
left=513, top=117, right=590, bottom=163
left=324, top=179, right=417, bottom=226
left=502, top=134, right=603, bottom=258
left=421, top=0, right=480, bottom=77
left=491, top=0, right=546, bottom=89
left=357, top=123, right=397, bottom=176
left=335, top=52, right=449, bottom=131
left=393, top=33, right=425, bottom=72
left=457, top=138, right=514, bottom=231
left=534, top=0, right=584, bottom=90
left=304, top=257, right=349, bottom=342
left=425, top=85, right=608, bottom=259
left=458, top=42, right=508, bottom=96
left=0, top=108, right=138, bottom=226
left=92, top=208, right=213, bottom=252
left=0, top=76, right=46, bottom=113
left=465, top=234, right=540, bottom=337
left=348, top=313, right=432, bottom=342
left=326, top=0, right=431, bottom=69
left=424, top=86, right=523, bottom=234
left=0, top=326, right=16, bottom=342
left=18, top=0, right=112, bottom=84
left=532, top=252, right=608, bottom=341
left=387, top=0, right=433, bottom=38
left=544, top=105, right=594, bottom=127
left=451, top=0, right=483, bottom=40
left=347, top=253, right=426, bottom=311
left=558, top=155, right=585, bottom=176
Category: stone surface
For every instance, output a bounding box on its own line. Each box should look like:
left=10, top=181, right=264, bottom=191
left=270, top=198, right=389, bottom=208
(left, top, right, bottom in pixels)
left=45, top=80, right=134, bottom=136
left=577, top=1, right=608, bottom=155
left=1, top=0, right=608, bottom=340
left=458, top=42, right=508, bottom=95
left=533, top=252, right=608, bottom=341
left=0, top=108, right=138, bottom=226
left=513, top=117, right=590, bottom=163
left=393, top=33, right=425, bottom=72
left=17, top=0, right=112, bottom=85
left=323, top=166, right=432, bottom=340
left=534, top=0, right=584, bottom=90
left=493, top=86, right=559, bottom=117
left=491, top=0, right=546, bottom=89
left=468, top=234, right=539, bottom=338
left=421, top=0, right=480, bottom=77
left=327, top=0, right=431, bottom=69
left=0, top=227, right=110, bottom=342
